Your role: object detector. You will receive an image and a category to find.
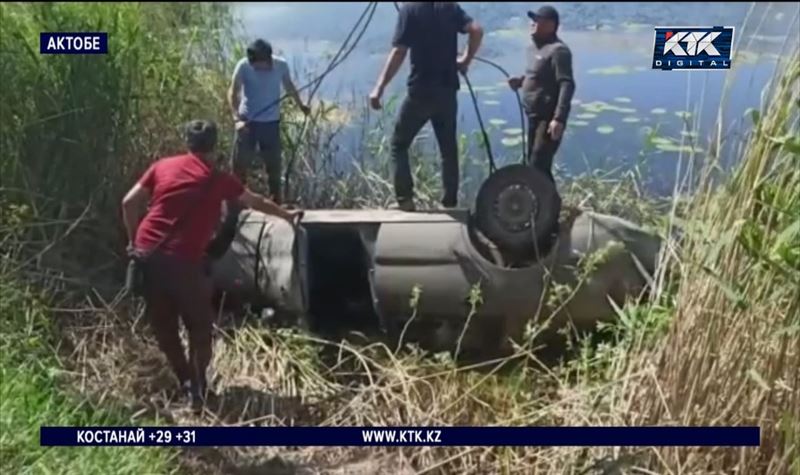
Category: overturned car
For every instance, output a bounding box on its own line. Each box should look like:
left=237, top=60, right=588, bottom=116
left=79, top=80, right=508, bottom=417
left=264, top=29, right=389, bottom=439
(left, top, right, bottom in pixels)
left=210, top=166, right=663, bottom=357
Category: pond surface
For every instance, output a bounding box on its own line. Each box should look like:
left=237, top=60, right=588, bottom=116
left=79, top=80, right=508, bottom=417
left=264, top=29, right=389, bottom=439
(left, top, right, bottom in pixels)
left=231, top=2, right=799, bottom=196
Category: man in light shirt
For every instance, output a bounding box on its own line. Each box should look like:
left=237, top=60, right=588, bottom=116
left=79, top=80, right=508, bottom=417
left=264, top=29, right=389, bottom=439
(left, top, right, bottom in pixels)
left=228, top=39, right=310, bottom=204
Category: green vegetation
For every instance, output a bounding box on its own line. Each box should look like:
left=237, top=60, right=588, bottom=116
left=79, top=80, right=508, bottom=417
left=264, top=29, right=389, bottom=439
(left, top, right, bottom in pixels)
left=1, top=2, right=236, bottom=270
left=1, top=2, right=798, bottom=474
left=0, top=275, right=180, bottom=474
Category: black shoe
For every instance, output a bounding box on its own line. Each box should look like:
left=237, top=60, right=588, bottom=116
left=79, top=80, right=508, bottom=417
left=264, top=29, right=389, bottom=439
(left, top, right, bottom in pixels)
left=178, top=380, right=193, bottom=402
left=190, top=386, right=206, bottom=413
left=391, top=199, right=416, bottom=212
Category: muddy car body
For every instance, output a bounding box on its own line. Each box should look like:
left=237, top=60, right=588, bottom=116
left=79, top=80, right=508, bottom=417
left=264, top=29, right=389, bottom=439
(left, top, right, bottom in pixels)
left=210, top=207, right=663, bottom=357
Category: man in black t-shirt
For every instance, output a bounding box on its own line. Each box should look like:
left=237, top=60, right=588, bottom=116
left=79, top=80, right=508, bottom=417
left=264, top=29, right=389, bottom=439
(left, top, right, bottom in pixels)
left=370, top=2, right=484, bottom=211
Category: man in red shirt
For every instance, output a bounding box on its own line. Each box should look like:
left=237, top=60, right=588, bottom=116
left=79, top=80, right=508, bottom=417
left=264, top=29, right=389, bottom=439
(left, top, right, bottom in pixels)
left=121, top=119, right=300, bottom=409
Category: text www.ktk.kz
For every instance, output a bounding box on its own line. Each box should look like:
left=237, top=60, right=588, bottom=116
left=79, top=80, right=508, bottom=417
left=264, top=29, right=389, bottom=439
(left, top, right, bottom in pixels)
left=361, top=429, right=442, bottom=444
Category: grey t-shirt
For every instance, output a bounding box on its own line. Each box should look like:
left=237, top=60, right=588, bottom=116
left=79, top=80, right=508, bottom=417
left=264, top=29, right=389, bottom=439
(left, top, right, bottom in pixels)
left=232, top=56, right=289, bottom=123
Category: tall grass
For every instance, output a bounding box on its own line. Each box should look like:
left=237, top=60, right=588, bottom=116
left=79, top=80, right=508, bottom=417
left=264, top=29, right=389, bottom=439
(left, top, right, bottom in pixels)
left=631, top=51, right=800, bottom=473
left=0, top=2, right=235, bottom=273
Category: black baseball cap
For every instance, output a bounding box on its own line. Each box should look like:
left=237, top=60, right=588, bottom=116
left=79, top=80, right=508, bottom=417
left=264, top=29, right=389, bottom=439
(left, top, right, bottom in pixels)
left=527, top=6, right=560, bottom=24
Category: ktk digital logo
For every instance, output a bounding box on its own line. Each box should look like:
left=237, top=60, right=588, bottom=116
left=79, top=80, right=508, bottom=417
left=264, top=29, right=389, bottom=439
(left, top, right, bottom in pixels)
left=652, top=26, right=734, bottom=71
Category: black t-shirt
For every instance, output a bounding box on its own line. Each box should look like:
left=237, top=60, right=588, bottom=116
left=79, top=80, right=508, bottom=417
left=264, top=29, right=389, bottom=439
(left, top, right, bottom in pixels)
left=392, top=2, right=473, bottom=93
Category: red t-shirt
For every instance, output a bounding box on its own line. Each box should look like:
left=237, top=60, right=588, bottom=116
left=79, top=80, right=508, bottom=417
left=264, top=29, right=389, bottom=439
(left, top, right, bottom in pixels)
left=134, top=153, right=244, bottom=262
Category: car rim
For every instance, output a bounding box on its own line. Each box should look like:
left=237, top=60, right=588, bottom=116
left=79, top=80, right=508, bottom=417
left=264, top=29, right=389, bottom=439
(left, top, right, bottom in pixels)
left=492, top=182, right=539, bottom=233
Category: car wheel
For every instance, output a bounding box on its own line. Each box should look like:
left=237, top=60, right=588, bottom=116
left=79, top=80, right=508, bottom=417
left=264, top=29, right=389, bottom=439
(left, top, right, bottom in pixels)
left=474, top=164, right=561, bottom=259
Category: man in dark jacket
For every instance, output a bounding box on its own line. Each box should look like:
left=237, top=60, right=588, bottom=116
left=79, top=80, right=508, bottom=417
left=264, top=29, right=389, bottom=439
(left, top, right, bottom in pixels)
left=121, top=120, right=300, bottom=409
left=508, top=5, right=576, bottom=181
left=370, top=2, right=484, bottom=211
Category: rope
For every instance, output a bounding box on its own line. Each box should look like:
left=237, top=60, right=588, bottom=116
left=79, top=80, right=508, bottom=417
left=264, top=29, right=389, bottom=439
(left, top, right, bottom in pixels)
left=253, top=219, right=268, bottom=297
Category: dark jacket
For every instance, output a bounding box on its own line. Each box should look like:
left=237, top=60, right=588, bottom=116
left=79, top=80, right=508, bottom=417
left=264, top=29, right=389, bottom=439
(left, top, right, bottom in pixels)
left=521, top=35, right=576, bottom=123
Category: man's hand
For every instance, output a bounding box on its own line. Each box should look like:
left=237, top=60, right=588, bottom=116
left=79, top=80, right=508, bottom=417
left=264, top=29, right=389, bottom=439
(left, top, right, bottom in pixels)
left=239, top=189, right=301, bottom=226
left=547, top=119, right=565, bottom=141
left=457, top=56, right=471, bottom=75
left=369, top=85, right=384, bottom=110
left=508, top=76, right=524, bottom=90
left=234, top=120, right=248, bottom=131
left=287, top=209, right=304, bottom=226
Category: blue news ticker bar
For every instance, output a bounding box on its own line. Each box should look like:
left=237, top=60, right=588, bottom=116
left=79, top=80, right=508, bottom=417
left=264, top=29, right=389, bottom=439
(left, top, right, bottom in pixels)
left=40, top=426, right=761, bottom=447
left=40, top=32, right=108, bottom=54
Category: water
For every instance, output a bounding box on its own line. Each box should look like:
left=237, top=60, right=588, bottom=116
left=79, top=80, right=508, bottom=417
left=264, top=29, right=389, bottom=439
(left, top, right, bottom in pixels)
left=230, top=2, right=799, bottom=196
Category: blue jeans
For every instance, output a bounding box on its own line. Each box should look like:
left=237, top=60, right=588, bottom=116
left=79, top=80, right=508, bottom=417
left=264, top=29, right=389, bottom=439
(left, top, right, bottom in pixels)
left=232, top=120, right=282, bottom=203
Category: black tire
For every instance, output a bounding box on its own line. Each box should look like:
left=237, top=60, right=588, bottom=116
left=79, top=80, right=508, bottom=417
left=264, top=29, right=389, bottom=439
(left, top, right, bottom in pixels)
left=473, top=164, right=561, bottom=259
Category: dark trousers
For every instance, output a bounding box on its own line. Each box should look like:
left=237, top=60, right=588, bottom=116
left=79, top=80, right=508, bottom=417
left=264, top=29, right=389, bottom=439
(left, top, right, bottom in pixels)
left=143, top=251, right=215, bottom=393
left=527, top=117, right=562, bottom=182
left=391, top=88, right=459, bottom=207
left=232, top=120, right=282, bottom=203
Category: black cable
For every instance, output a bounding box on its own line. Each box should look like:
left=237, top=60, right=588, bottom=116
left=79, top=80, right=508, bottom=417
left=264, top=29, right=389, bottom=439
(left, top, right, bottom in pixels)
left=284, top=1, right=379, bottom=199
left=461, top=72, right=497, bottom=174
left=472, top=56, right=528, bottom=164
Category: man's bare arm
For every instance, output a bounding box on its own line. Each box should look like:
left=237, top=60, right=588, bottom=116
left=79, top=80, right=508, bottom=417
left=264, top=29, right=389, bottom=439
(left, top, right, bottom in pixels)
left=282, top=74, right=307, bottom=111
left=228, top=86, right=241, bottom=119
left=228, top=74, right=242, bottom=120
left=375, top=47, right=408, bottom=91
left=121, top=184, right=150, bottom=245
left=459, top=21, right=484, bottom=67
left=237, top=188, right=296, bottom=222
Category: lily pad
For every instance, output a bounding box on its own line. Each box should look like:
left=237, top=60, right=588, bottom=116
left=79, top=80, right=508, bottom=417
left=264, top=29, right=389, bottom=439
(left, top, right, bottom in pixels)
left=622, top=22, right=649, bottom=31
left=570, top=120, right=590, bottom=126
left=614, top=97, right=632, bottom=103
left=483, top=100, right=500, bottom=106
left=488, top=118, right=508, bottom=127
left=605, top=105, right=637, bottom=114
left=501, top=136, right=524, bottom=147
left=680, top=130, right=699, bottom=138
left=587, top=65, right=631, bottom=75
left=490, top=28, right=524, bottom=39
left=471, top=85, right=498, bottom=92
left=579, top=101, right=636, bottom=114
left=596, top=125, right=615, bottom=135
left=651, top=137, right=674, bottom=146
left=656, top=142, right=704, bottom=154
left=622, top=117, right=641, bottom=123
left=580, top=101, right=610, bottom=113
left=651, top=108, right=667, bottom=115
left=674, top=110, right=693, bottom=119
left=575, top=113, right=598, bottom=120
left=503, top=127, right=523, bottom=136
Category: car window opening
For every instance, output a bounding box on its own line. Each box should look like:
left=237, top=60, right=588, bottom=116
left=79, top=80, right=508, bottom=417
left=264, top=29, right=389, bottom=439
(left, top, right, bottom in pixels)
left=304, top=224, right=381, bottom=338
